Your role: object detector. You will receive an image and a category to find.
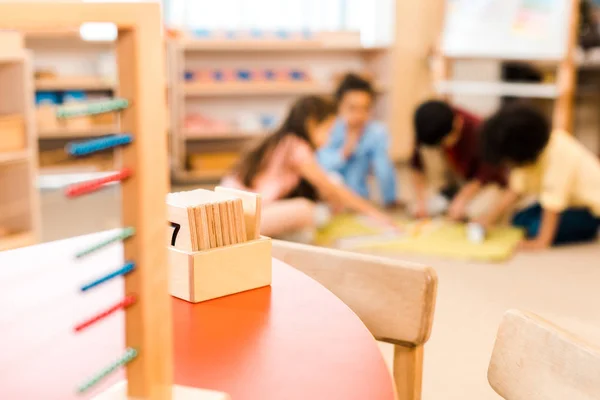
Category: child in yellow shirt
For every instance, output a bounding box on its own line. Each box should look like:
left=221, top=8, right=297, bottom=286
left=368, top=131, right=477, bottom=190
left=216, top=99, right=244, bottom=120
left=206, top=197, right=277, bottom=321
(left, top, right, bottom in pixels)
left=477, top=104, right=600, bottom=250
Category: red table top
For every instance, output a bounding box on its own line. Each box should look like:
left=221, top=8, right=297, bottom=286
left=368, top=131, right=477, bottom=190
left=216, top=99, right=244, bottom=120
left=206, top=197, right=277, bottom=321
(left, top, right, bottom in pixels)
left=0, top=232, right=395, bottom=400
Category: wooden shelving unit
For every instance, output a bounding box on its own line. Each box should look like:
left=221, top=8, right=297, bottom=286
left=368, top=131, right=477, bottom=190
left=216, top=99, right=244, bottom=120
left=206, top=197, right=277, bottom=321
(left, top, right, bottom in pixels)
left=24, top=32, right=120, bottom=175
left=0, top=33, right=41, bottom=251
left=168, top=33, right=391, bottom=182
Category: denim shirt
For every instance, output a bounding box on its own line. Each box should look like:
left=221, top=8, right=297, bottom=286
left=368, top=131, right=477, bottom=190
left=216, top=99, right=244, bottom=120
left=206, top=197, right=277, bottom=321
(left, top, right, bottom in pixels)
left=317, top=119, right=398, bottom=204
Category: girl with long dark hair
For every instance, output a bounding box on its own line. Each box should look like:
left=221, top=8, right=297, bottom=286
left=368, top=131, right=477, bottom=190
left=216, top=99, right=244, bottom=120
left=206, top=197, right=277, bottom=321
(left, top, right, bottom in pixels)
left=222, top=95, right=394, bottom=239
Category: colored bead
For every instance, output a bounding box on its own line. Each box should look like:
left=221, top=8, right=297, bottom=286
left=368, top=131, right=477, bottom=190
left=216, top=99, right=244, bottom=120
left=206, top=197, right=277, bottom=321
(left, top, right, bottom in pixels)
left=74, top=295, right=136, bottom=332
left=65, top=168, right=132, bottom=198
left=56, top=98, right=129, bottom=119
left=76, top=347, right=138, bottom=393
left=80, top=262, right=135, bottom=292
left=66, top=134, right=133, bottom=157
left=75, top=227, right=135, bottom=258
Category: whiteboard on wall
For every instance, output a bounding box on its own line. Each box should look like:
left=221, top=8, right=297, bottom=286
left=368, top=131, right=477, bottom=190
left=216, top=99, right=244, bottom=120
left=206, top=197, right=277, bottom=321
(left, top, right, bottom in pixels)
left=442, top=0, right=573, bottom=60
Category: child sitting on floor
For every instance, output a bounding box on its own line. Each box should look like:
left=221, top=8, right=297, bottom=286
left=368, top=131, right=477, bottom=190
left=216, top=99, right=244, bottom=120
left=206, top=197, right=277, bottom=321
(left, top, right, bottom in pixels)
left=477, top=104, right=600, bottom=250
left=317, top=73, right=400, bottom=208
left=411, top=100, right=507, bottom=220
left=221, top=95, right=395, bottom=241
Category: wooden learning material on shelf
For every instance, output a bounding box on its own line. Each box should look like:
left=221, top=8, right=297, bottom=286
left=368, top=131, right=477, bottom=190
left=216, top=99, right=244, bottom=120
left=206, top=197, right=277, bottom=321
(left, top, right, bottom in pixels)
left=167, top=187, right=271, bottom=304
left=433, top=0, right=580, bottom=132
left=0, top=2, right=228, bottom=399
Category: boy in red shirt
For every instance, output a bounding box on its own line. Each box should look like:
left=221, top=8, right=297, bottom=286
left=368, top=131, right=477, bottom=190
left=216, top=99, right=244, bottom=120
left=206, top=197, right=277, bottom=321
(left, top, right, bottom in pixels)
left=411, top=100, right=506, bottom=220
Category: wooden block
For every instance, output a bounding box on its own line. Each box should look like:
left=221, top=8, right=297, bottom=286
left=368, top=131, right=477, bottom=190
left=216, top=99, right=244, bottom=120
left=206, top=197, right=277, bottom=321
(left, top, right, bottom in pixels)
left=92, top=380, right=230, bottom=399
left=169, top=237, right=272, bottom=303
left=215, top=186, right=260, bottom=240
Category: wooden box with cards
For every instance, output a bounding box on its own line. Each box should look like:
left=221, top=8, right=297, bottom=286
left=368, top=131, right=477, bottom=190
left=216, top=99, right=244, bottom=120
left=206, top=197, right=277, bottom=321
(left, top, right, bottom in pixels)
left=167, top=187, right=272, bottom=303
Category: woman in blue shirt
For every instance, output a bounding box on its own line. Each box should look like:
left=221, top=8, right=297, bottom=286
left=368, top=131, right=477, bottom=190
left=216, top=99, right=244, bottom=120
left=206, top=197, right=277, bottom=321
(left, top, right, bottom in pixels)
left=317, top=73, right=399, bottom=208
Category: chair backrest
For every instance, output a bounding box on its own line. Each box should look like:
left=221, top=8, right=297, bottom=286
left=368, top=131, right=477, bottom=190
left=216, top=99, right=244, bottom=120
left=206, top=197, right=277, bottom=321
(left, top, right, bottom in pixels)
left=488, top=310, right=600, bottom=400
left=271, top=240, right=437, bottom=346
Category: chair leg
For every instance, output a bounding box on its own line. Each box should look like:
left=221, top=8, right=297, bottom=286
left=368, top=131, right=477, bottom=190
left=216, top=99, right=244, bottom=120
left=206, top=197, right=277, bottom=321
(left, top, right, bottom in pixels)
left=393, top=344, right=424, bottom=400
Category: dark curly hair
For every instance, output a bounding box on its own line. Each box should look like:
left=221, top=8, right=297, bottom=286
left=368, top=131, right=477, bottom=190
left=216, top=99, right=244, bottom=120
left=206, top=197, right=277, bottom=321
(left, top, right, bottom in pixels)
left=334, top=73, right=375, bottom=103
left=414, top=100, right=455, bottom=146
left=480, top=103, right=550, bottom=166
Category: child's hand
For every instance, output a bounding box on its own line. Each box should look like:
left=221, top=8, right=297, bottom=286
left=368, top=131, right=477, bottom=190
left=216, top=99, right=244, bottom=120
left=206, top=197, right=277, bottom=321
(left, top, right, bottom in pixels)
left=372, top=212, right=402, bottom=232
left=447, top=198, right=467, bottom=221
left=414, top=201, right=428, bottom=219
left=518, top=239, right=550, bottom=251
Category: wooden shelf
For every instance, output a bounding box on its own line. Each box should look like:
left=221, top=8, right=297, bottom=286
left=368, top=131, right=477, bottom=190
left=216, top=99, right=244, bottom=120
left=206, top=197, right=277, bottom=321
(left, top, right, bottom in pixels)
left=181, top=40, right=387, bottom=53
left=184, top=130, right=267, bottom=140
left=174, top=169, right=228, bottom=182
left=184, top=81, right=386, bottom=97
left=39, top=125, right=118, bottom=139
left=435, top=81, right=560, bottom=99
left=25, top=30, right=114, bottom=48
left=184, top=81, right=328, bottom=97
left=0, top=150, right=30, bottom=165
left=0, top=231, right=36, bottom=251
left=35, top=77, right=116, bottom=91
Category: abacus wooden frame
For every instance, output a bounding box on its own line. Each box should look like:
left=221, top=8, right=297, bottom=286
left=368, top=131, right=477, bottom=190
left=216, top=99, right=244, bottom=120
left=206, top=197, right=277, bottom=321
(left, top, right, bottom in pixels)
left=0, top=2, right=171, bottom=399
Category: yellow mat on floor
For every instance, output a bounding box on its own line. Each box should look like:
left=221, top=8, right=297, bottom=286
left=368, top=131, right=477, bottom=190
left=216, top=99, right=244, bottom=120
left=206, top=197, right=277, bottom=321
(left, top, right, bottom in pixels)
left=316, top=215, right=524, bottom=262
left=315, top=214, right=379, bottom=245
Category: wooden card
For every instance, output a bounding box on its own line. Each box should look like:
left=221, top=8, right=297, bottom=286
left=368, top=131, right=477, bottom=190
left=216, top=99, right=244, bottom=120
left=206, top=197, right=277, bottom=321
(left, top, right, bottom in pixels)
left=212, top=201, right=224, bottom=248
left=219, top=201, right=231, bottom=246
left=215, top=187, right=260, bottom=240
left=204, top=203, right=217, bottom=249
left=233, top=198, right=247, bottom=243
left=226, top=200, right=237, bottom=245
left=194, top=205, right=210, bottom=251
left=166, top=193, right=198, bottom=252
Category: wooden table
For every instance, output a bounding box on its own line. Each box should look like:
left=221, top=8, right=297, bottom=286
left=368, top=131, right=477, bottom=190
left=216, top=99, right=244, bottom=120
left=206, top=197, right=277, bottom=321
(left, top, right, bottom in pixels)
left=0, top=232, right=395, bottom=400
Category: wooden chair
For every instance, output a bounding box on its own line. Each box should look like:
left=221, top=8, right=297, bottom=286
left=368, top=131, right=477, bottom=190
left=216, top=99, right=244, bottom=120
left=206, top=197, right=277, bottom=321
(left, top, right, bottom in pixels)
left=271, top=240, right=438, bottom=400
left=488, top=309, right=600, bottom=400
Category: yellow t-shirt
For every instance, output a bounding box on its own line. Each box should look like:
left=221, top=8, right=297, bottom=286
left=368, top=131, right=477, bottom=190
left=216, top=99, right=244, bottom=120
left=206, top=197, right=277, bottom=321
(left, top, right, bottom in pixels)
left=509, top=130, right=600, bottom=216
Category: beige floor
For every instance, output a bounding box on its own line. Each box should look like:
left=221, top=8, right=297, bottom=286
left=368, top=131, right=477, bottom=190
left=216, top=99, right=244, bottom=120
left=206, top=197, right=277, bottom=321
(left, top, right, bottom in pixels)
left=39, top=182, right=600, bottom=400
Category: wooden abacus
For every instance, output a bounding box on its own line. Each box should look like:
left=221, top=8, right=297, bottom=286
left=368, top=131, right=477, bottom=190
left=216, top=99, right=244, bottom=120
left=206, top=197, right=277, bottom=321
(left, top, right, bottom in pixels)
left=0, top=2, right=227, bottom=399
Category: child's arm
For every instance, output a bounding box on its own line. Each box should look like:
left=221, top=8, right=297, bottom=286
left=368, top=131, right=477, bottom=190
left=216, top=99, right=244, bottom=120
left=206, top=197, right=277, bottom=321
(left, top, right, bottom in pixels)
left=447, top=180, right=481, bottom=220
left=412, top=170, right=429, bottom=218
left=368, top=125, right=398, bottom=206
left=519, top=208, right=559, bottom=250
left=316, top=127, right=348, bottom=172
left=475, top=189, right=520, bottom=227
left=297, top=158, right=396, bottom=227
